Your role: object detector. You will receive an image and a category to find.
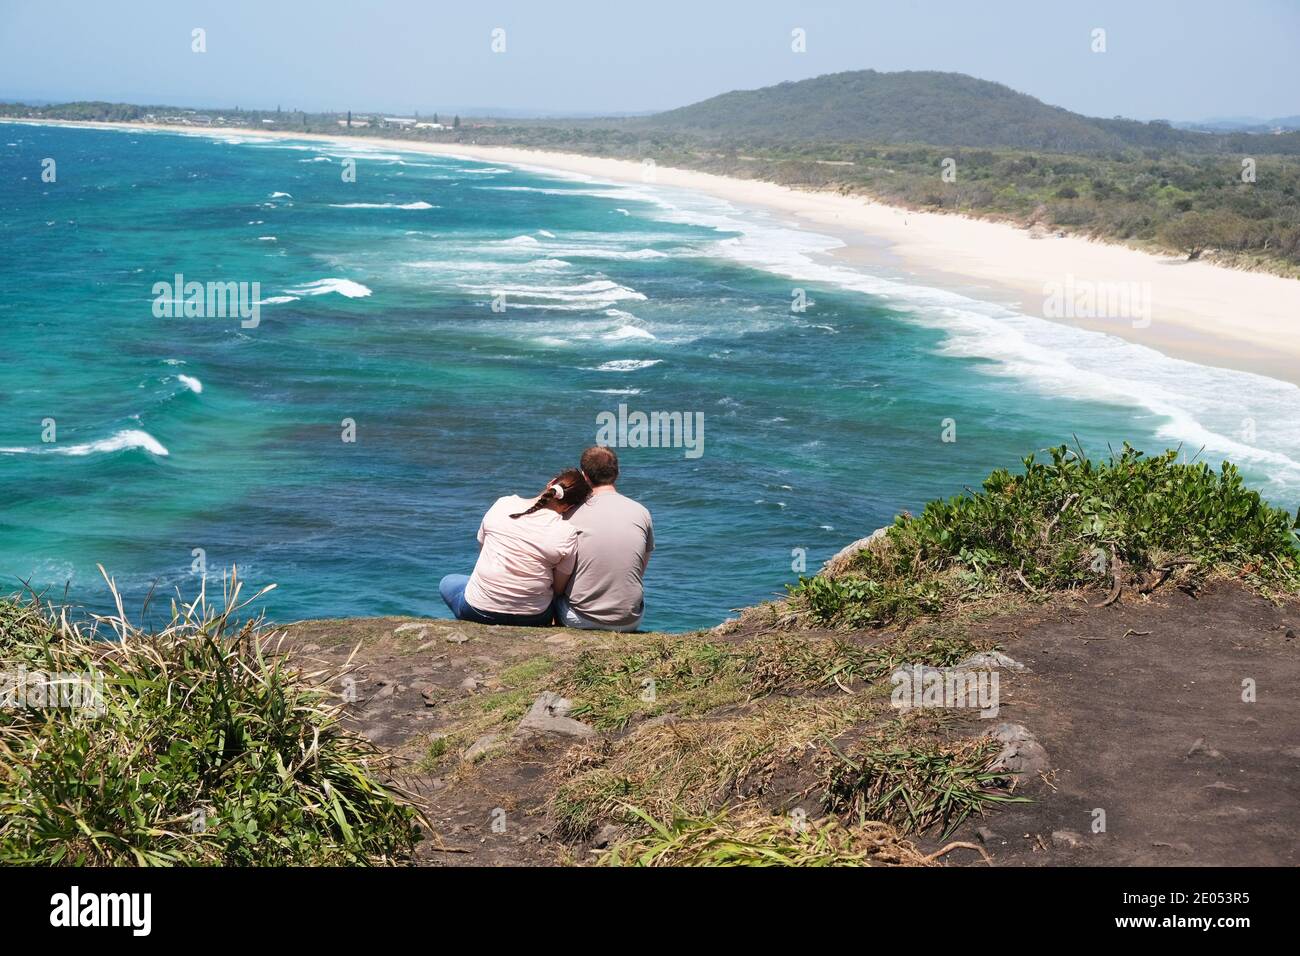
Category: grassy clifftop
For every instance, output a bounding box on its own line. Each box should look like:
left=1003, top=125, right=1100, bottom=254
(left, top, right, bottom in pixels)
left=2, top=445, right=1297, bottom=866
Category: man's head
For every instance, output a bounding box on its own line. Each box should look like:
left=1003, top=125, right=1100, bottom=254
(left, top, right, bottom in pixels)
left=580, top=445, right=619, bottom=488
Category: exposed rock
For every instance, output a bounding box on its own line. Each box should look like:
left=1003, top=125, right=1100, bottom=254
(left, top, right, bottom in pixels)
left=592, top=824, right=621, bottom=849
left=459, top=676, right=480, bottom=694
left=988, top=722, right=1051, bottom=779
left=1051, top=829, right=1085, bottom=850
left=976, top=826, right=998, bottom=845
left=1186, top=737, right=1224, bottom=759
left=515, top=691, right=595, bottom=739
left=463, top=733, right=503, bottom=763
left=445, top=630, right=470, bottom=644
left=953, top=650, right=1025, bottom=672
left=1202, top=781, right=1247, bottom=793
left=821, top=526, right=890, bottom=577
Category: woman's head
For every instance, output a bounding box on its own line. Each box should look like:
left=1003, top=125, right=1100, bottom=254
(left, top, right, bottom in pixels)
left=509, top=468, right=592, bottom=519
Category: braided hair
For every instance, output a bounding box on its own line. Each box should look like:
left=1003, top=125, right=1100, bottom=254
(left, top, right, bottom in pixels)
left=509, top=468, right=592, bottom=519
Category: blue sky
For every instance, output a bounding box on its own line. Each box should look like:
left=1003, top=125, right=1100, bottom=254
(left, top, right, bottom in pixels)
left=1, top=0, right=1297, bottom=120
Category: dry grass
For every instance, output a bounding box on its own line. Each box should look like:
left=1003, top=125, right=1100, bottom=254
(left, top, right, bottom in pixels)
left=548, top=691, right=888, bottom=841
left=599, top=802, right=933, bottom=867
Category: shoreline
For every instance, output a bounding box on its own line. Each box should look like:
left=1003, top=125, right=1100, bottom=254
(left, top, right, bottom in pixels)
left=12, top=118, right=1300, bottom=386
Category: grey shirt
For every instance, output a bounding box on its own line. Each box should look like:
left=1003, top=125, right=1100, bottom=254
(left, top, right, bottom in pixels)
left=564, top=490, right=654, bottom=627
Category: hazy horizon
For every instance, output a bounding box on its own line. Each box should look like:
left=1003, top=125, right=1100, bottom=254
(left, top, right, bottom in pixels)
left=1, top=0, right=1297, bottom=122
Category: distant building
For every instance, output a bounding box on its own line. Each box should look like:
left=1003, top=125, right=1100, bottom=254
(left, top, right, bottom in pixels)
left=383, top=116, right=416, bottom=127
left=415, top=122, right=445, bottom=130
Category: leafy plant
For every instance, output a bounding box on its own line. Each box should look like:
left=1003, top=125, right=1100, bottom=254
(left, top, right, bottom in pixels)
left=0, top=570, right=422, bottom=866
left=790, top=444, right=1300, bottom=628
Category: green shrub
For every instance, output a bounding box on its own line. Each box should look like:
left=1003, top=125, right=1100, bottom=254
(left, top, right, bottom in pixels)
left=0, top=574, right=421, bottom=865
left=790, top=444, right=1300, bottom=628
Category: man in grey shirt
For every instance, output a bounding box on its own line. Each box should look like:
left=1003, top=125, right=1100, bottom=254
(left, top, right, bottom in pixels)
left=555, top=446, right=653, bottom=631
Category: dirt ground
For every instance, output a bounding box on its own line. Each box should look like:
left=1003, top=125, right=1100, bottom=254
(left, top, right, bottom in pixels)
left=281, top=579, right=1299, bottom=866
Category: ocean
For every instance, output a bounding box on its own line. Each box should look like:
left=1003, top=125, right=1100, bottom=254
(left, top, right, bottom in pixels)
left=3, top=121, right=1299, bottom=632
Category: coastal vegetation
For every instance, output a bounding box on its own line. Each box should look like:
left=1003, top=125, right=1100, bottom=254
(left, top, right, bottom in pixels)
left=0, top=573, right=420, bottom=865
left=787, top=444, right=1300, bottom=630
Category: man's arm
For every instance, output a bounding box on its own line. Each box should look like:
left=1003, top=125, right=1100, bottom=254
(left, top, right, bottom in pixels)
left=642, top=517, right=654, bottom=574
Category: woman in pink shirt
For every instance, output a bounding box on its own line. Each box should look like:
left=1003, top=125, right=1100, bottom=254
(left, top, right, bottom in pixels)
left=439, top=469, right=592, bottom=626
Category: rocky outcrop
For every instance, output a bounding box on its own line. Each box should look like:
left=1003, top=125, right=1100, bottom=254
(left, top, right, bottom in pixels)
left=820, top=526, right=890, bottom=578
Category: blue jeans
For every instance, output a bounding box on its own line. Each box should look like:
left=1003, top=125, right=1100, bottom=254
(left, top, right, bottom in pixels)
left=554, top=595, right=643, bottom=633
left=439, top=574, right=554, bottom=627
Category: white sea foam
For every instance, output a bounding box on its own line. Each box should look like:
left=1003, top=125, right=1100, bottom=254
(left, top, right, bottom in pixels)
left=582, top=248, right=667, bottom=260
left=256, top=295, right=299, bottom=305
left=284, top=278, right=372, bottom=298
left=176, top=374, right=203, bottom=394
left=0, top=429, right=170, bottom=458
left=268, top=191, right=293, bottom=199
left=469, top=278, right=646, bottom=309
left=329, top=201, right=435, bottom=209
left=588, top=388, right=643, bottom=395
left=603, top=325, right=656, bottom=341
left=257, top=236, right=277, bottom=241
left=587, top=359, right=662, bottom=372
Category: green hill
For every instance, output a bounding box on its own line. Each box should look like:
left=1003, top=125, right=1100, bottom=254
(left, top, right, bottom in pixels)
left=638, top=69, right=1255, bottom=153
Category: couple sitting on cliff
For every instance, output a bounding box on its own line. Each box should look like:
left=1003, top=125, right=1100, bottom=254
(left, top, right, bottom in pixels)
left=439, top=446, right=653, bottom=632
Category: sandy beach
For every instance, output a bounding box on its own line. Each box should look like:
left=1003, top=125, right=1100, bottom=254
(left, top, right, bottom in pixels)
left=419, top=144, right=1300, bottom=385
left=18, top=120, right=1300, bottom=385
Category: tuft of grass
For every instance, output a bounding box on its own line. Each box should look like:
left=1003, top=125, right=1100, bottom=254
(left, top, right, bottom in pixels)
left=821, top=722, right=1028, bottom=839
left=563, top=638, right=748, bottom=730
left=417, top=733, right=458, bottom=772
left=747, top=632, right=982, bottom=694
left=549, top=692, right=885, bottom=841
left=790, top=444, right=1300, bottom=628
left=0, top=570, right=421, bottom=866
left=599, top=802, right=931, bottom=867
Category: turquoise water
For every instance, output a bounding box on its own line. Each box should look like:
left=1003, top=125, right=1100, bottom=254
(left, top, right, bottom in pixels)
left=3, top=122, right=1299, bottom=631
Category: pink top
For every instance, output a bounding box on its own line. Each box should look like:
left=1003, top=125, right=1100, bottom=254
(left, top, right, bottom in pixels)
left=463, top=495, right=578, bottom=616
